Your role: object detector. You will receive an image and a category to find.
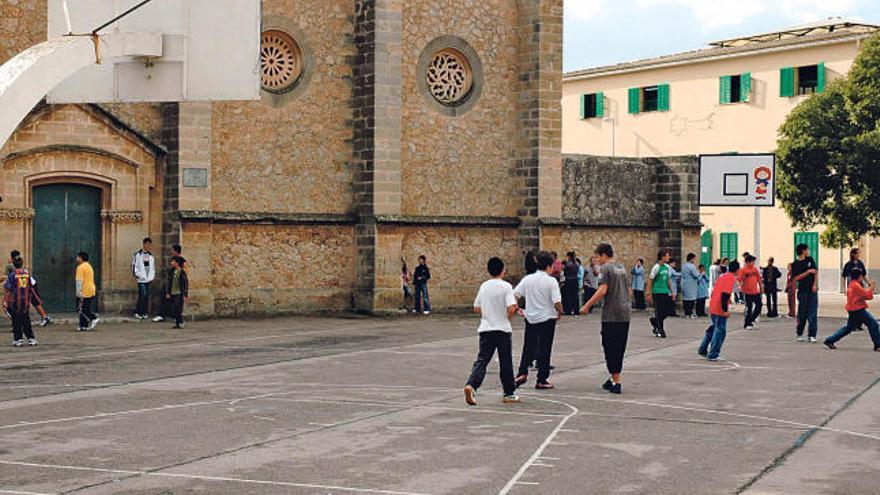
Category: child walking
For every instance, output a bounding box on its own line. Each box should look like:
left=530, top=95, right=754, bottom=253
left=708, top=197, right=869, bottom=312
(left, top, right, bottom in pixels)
left=738, top=254, right=763, bottom=329
left=647, top=248, right=674, bottom=338
left=824, top=268, right=880, bottom=351
left=3, top=256, right=40, bottom=347
left=699, top=261, right=739, bottom=361
left=464, top=257, right=520, bottom=405
left=514, top=251, right=563, bottom=390
left=696, top=265, right=709, bottom=317
left=579, top=243, right=630, bottom=394
left=165, top=257, right=189, bottom=329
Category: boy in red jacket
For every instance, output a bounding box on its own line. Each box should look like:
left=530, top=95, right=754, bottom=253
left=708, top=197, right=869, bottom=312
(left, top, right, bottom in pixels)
left=2, top=257, right=40, bottom=347
left=737, top=254, right=763, bottom=329
left=699, top=261, right=739, bottom=361
left=824, top=268, right=880, bottom=351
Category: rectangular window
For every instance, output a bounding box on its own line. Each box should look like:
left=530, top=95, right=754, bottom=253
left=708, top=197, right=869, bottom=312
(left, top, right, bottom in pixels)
left=580, top=93, right=601, bottom=119
left=720, top=73, right=751, bottom=104
left=781, top=63, right=826, bottom=97
left=642, top=86, right=659, bottom=112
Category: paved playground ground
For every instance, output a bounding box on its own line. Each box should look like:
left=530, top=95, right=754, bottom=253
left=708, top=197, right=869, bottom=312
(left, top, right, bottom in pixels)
left=0, top=309, right=878, bottom=494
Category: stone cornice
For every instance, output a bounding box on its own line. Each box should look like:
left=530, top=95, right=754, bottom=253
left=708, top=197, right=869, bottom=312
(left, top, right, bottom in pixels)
left=0, top=208, right=35, bottom=221
left=101, top=210, right=143, bottom=224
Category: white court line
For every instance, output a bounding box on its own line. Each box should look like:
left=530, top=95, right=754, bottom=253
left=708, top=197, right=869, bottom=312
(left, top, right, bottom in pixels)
left=0, top=490, right=53, bottom=495
left=552, top=393, right=880, bottom=442
left=0, top=460, right=430, bottom=495
left=497, top=397, right=579, bottom=495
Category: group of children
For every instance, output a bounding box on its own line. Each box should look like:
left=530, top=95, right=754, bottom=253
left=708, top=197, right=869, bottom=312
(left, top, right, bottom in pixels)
left=464, top=242, right=880, bottom=405
left=2, top=245, right=190, bottom=347
left=465, top=244, right=630, bottom=405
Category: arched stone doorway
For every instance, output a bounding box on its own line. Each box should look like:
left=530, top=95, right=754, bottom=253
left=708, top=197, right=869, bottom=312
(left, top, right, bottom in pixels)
left=31, top=183, right=103, bottom=312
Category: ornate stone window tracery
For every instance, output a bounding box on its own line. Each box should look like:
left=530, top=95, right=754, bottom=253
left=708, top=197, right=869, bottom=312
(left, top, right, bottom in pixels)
left=426, top=48, right=474, bottom=106
left=260, top=29, right=303, bottom=94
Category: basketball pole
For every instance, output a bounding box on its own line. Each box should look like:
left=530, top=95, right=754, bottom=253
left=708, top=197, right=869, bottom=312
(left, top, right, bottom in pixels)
left=754, top=206, right=761, bottom=262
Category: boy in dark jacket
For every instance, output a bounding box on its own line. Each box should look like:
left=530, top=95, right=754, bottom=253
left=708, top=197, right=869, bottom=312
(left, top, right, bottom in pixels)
left=165, top=256, right=189, bottom=329
left=3, top=257, right=40, bottom=346
left=413, top=255, right=431, bottom=315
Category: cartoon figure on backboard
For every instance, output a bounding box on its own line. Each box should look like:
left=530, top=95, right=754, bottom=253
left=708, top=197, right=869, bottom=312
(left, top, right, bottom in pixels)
left=754, top=166, right=772, bottom=200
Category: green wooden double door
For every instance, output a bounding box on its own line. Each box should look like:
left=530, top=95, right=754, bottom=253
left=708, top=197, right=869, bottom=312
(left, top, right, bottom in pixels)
left=32, top=184, right=102, bottom=313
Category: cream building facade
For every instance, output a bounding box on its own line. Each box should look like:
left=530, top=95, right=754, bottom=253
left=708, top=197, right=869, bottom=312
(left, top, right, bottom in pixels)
left=562, top=20, right=880, bottom=290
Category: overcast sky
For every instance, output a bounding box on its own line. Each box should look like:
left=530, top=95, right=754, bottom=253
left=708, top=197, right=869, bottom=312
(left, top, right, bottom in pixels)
left=563, top=0, right=880, bottom=72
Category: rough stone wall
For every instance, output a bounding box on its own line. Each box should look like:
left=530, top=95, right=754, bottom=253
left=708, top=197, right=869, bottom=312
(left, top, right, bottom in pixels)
left=400, top=0, right=521, bottom=218
left=0, top=0, right=46, bottom=65
left=542, top=226, right=659, bottom=269
left=652, top=155, right=701, bottom=260
left=563, top=155, right=655, bottom=225
left=375, top=225, right=521, bottom=310
left=211, top=224, right=356, bottom=315
left=211, top=0, right=355, bottom=215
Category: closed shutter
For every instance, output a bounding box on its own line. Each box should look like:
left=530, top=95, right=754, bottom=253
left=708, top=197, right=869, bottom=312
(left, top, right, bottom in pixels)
left=719, top=76, right=732, bottom=104
left=658, top=83, right=670, bottom=111
left=740, top=72, right=752, bottom=102
left=720, top=233, right=738, bottom=261
left=628, top=87, right=640, bottom=114
left=595, top=91, right=604, bottom=118
left=794, top=232, right=820, bottom=266
left=817, top=62, right=826, bottom=93
left=780, top=67, right=795, bottom=97
left=579, top=94, right=587, bottom=120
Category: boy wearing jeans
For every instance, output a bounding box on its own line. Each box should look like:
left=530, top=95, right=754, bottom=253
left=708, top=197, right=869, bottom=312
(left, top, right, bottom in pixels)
left=791, top=243, right=819, bottom=342
left=514, top=251, right=563, bottom=390
left=579, top=243, right=630, bottom=394
left=699, top=261, right=739, bottom=361
left=824, top=268, right=880, bottom=351
left=464, top=257, right=520, bottom=405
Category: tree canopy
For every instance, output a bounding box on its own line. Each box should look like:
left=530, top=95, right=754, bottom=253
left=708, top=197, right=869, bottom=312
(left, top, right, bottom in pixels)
left=777, top=33, right=880, bottom=248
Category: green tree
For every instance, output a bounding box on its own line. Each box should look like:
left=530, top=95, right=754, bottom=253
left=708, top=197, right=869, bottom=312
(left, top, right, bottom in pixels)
left=777, top=33, right=880, bottom=248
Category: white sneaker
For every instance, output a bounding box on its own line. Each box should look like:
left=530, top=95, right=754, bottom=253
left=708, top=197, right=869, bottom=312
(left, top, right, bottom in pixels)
left=88, top=318, right=100, bottom=331
left=27, top=339, right=37, bottom=346
left=502, top=394, right=521, bottom=403
left=152, top=316, right=165, bottom=322
left=11, top=340, right=23, bottom=347
left=423, top=311, right=431, bottom=315
left=797, top=336, right=806, bottom=342
left=809, top=337, right=817, bottom=343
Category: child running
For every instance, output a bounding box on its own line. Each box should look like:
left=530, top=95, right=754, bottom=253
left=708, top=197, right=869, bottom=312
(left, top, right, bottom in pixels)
left=2, top=256, right=39, bottom=347
left=699, top=261, right=739, bottom=361
left=823, top=268, right=880, bottom=351
left=579, top=243, right=630, bottom=394
left=514, top=251, right=563, bottom=390
left=464, top=257, right=520, bottom=405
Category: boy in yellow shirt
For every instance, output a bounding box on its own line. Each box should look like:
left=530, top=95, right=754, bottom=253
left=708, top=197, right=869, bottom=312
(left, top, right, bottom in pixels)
left=75, top=251, right=99, bottom=331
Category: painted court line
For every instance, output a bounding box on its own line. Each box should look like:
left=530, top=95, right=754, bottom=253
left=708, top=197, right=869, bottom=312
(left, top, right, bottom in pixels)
left=497, top=397, right=579, bottom=495
left=0, top=490, right=53, bottom=495
left=0, top=460, right=430, bottom=495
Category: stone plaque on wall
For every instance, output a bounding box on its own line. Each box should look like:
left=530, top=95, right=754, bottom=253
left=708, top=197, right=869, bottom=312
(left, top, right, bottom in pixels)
left=183, top=168, right=208, bottom=188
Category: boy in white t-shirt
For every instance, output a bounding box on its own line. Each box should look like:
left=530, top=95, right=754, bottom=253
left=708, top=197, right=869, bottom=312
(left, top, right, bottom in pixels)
left=464, top=257, right=520, bottom=406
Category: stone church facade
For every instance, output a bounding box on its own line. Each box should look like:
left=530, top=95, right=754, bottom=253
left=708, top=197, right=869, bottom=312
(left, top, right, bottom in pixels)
left=0, top=0, right=698, bottom=316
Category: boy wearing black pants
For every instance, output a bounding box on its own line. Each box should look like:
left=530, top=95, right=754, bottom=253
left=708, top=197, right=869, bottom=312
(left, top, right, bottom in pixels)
left=3, top=257, right=40, bottom=347
left=464, top=257, right=520, bottom=405
left=580, top=243, right=630, bottom=394
left=647, top=248, right=674, bottom=338
left=514, top=251, right=563, bottom=390
left=165, top=257, right=188, bottom=329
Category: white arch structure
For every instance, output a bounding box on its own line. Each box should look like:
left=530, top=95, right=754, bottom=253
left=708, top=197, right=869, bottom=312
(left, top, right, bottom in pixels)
left=0, top=32, right=162, bottom=151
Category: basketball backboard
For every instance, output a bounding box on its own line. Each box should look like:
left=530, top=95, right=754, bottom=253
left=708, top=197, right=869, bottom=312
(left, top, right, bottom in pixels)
left=47, top=0, right=261, bottom=103
left=699, top=154, right=776, bottom=207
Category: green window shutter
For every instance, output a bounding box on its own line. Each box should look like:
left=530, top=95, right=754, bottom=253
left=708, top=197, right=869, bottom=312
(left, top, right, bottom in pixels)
left=579, top=94, right=587, bottom=119
left=780, top=67, right=795, bottom=97
left=628, top=87, right=640, bottom=114
left=740, top=72, right=752, bottom=102
left=595, top=91, right=604, bottom=118
left=658, top=83, right=670, bottom=111
left=794, top=232, right=820, bottom=266
left=817, top=62, right=826, bottom=93
left=720, top=233, right=738, bottom=261
left=719, top=76, right=731, bottom=104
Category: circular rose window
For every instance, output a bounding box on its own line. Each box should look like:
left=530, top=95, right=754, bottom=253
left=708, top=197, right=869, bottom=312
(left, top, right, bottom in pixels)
left=261, top=29, right=303, bottom=93
left=426, top=48, right=474, bottom=106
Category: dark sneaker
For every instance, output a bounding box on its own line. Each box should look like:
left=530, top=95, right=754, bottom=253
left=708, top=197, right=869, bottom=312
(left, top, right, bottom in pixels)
left=658, top=328, right=667, bottom=339
left=609, top=383, right=622, bottom=394
left=602, top=379, right=613, bottom=391
left=535, top=381, right=555, bottom=390
left=698, top=350, right=708, bottom=358
left=874, top=346, right=880, bottom=352
left=649, top=317, right=658, bottom=334
left=515, top=374, right=528, bottom=387
left=464, top=385, right=476, bottom=406
left=823, top=340, right=836, bottom=350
